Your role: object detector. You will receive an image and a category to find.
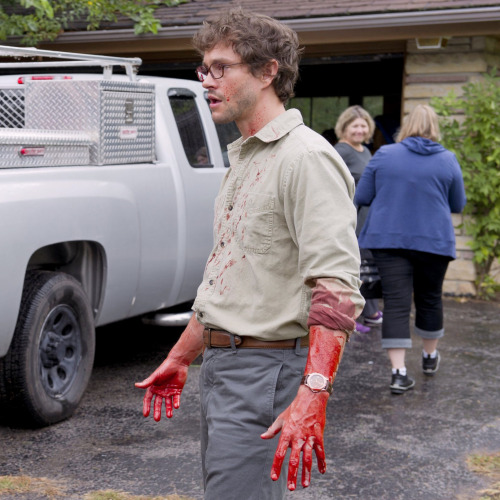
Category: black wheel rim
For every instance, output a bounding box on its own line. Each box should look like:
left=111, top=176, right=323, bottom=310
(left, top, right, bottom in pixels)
left=39, top=304, right=82, bottom=398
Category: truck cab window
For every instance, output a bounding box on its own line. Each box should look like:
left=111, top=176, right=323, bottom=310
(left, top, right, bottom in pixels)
left=168, top=90, right=212, bottom=168
left=214, top=122, right=240, bottom=167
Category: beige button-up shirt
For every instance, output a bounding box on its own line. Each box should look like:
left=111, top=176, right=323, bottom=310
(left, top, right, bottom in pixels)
left=193, top=109, right=364, bottom=341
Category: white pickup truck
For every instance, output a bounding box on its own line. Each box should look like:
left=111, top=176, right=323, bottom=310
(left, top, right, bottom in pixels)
left=0, top=46, right=237, bottom=427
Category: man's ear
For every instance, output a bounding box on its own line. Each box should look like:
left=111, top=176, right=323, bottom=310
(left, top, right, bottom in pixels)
left=261, top=59, right=279, bottom=86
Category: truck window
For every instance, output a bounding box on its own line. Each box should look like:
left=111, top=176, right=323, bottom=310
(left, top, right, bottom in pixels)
left=168, top=90, right=212, bottom=168
left=214, top=122, right=240, bottom=168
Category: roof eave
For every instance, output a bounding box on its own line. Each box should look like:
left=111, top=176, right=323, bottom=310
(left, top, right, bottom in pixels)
left=34, top=6, right=500, bottom=55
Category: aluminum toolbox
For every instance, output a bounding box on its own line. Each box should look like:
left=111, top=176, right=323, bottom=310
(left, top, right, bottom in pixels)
left=0, top=129, right=92, bottom=168
left=24, top=80, right=155, bottom=165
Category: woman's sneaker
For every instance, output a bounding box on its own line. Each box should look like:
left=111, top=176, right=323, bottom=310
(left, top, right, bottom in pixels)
left=355, top=321, right=371, bottom=333
left=423, top=351, right=440, bottom=375
left=364, top=311, right=383, bottom=325
left=390, top=370, right=415, bottom=394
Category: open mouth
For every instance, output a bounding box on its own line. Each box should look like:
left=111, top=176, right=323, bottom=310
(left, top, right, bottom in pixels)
left=208, top=94, right=222, bottom=107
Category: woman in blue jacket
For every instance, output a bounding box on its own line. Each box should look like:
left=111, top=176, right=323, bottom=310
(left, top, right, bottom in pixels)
left=354, top=104, right=466, bottom=395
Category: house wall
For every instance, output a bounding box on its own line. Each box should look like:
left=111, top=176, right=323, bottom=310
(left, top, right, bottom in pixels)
left=401, top=36, right=500, bottom=296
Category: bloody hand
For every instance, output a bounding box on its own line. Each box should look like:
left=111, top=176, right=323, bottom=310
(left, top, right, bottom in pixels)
left=135, top=361, right=188, bottom=421
left=135, top=315, right=204, bottom=422
left=260, top=325, right=347, bottom=490
left=260, top=386, right=328, bottom=490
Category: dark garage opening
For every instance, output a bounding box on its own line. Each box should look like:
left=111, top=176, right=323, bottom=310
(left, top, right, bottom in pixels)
left=142, top=52, right=404, bottom=148
left=291, top=54, right=404, bottom=147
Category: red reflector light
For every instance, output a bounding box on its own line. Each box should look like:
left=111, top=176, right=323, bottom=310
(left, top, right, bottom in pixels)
left=17, top=75, right=73, bottom=84
left=19, top=147, right=45, bottom=157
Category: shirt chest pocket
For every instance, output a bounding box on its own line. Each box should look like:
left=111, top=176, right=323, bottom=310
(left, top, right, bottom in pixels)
left=236, top=192, right=275, bottom=254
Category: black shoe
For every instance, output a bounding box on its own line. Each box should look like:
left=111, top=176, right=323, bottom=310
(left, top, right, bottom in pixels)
left=390, top=370, right=415, bottom=394
left=423, top=351, right=440, bottom=375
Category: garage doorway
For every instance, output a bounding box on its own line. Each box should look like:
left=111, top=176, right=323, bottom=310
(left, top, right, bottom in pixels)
left=291, top=54, right=404, bottom=150
left=146, top=52, right=404, bottom=150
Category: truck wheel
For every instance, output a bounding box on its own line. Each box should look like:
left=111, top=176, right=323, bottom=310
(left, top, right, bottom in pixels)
left=0, top=271, right=95, bottom=427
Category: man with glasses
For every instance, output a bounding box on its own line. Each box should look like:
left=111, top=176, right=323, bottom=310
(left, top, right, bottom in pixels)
left=136, top=8, right=364, bottom=499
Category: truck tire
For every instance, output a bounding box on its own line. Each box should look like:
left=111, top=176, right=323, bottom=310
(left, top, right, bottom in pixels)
left=0, top=271, right=95, bottom=427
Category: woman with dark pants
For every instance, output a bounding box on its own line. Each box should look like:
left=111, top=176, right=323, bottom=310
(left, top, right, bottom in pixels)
left=334, top=105, right=383, bottom=334
left=354, top=104, right=466, bottom=394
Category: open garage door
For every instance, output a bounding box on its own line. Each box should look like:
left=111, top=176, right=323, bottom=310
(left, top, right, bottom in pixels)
left=147, top=52, right=404, bottom=152
left=291, top=54, right=404, bottom=151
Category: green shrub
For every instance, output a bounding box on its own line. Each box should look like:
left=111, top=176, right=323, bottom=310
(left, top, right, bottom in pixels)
left=431, top=69, right=500, bottom=299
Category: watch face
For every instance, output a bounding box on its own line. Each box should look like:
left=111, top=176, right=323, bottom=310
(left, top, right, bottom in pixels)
left=308, top=373, right=326, bottom=390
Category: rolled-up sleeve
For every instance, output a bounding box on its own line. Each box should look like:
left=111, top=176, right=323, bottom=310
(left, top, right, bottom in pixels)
left=307, top=277, right=364, bottom=335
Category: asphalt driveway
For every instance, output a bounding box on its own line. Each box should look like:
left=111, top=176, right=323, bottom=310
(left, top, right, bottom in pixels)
left=0, top=297, right=499, bottom=499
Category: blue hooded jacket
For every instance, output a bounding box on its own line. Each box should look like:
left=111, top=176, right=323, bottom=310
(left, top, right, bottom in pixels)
left=354, top=136, right=467, bottom=258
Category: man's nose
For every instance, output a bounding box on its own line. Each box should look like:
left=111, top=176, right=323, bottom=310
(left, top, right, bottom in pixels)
left=202, top=72, right=217, bottom=88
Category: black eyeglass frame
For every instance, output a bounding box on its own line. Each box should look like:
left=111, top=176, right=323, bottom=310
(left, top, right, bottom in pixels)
left=195, top=62, right=245, bottom=82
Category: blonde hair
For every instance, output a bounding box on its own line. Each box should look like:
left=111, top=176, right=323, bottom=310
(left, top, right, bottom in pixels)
left=334, top=105, right=375, bottom=143
left=396, top=104, right=441, bottom=142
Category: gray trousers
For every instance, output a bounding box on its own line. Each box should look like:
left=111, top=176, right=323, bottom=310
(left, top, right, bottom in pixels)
left=200, top=341, right=308, bottom=500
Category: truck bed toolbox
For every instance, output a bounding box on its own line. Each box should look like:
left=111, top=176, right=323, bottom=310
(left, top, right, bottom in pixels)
left=0, top=128, right=92, bottom=168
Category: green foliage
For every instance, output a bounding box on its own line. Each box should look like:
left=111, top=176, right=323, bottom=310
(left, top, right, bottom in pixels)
left=431, top=69, right=500, bottom=298
left=0, top=0, right=188, bottom=45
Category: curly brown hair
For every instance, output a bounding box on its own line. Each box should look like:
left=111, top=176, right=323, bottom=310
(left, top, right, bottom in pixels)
left=192, top=8, right=302, bottom=104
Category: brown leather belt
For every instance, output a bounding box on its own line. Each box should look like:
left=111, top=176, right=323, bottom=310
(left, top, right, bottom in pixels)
left=203, top=329, right=309, bottom=349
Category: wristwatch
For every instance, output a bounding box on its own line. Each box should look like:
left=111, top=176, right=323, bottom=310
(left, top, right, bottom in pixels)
left=301, top=373, right=333, bottom=395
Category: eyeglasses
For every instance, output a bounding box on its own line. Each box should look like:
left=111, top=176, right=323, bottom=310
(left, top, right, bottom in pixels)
left=196, top=62, right=245, bottom=82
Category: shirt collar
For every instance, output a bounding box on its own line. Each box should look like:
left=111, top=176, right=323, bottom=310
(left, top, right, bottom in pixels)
left=228, top=108, right=304, bottom=152
left=253, top=108, right=303, bottom=144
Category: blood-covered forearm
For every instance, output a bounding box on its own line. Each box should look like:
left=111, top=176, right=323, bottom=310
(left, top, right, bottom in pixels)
left=166, top=314, right=205, bottom=366
left=304, top=324, right=347, bottom=381
left=261, top=324, right=347, bottom=490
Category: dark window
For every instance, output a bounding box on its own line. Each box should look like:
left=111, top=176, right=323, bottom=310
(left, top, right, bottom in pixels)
left=214, top=122, right=240, bottom=167
left=168, top=89, right=212, bottom=168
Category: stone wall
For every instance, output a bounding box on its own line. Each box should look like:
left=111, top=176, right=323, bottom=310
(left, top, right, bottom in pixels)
left=403, top=36, right=500, bottom=114
left=445, top=214, right=476, bottom=296
left=401, top=35, right=500, bottom=296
